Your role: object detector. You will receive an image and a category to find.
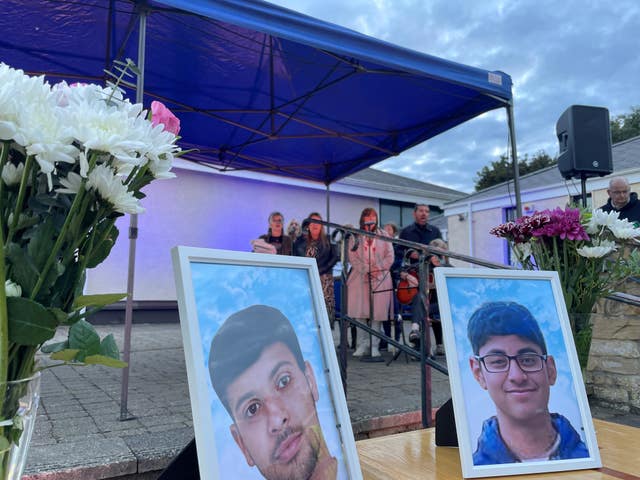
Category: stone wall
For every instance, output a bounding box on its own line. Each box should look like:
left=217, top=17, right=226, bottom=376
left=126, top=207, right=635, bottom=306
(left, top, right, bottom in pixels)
left=587, top=277, right=640, bottom=413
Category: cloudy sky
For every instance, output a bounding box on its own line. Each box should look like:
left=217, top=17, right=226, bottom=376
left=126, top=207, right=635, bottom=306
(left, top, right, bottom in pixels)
left=270, top=0, right=640, bottom=193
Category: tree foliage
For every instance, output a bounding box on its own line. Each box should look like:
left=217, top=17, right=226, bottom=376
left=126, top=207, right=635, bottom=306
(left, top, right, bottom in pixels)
left=474, top=150, right=556, bottom=191
left=610, top=106, right=640, bottom=144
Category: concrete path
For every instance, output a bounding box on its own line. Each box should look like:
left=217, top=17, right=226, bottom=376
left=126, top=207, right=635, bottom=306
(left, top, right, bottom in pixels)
left=22, top=322, right=640, bottom=479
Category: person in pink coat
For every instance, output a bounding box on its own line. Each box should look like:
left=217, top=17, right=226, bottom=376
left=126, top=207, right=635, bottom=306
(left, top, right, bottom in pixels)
left=347, top=207, right=395, bottom=357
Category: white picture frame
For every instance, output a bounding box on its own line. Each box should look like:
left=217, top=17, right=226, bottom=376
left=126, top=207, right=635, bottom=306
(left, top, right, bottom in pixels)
left=433, top=268, right=601, bottom=478
left=172, top=246, right=362, bottom=480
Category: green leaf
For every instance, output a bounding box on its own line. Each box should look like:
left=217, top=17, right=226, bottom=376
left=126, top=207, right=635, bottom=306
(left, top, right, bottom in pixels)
left=86, top=226, right=119, bottom=268
left=7, top=297, right=58, bottom=346
left=48, top=308, right=68, bottom=325
left=99, top=334, right=121, bottom=360
left=72, top=293, right=126, bottom=311
left=68, top=320, right=100, bottom=361
left=50, top=349, right=80, bottom=362
left=5, top=242, right=39, bottom=296
left=27, top=216, right=56, bottom=270
left=11, top=212, right=40, bottom=232
left=84, top=355, right=127, bottom=368
left=0, top=436, right=10, bottom=452
left=41, top=340, right=68, bottom=354
left=10, top=425, right=22, bottom=446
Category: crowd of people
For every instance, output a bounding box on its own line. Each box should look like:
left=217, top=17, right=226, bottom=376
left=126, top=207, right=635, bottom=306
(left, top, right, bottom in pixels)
left=251, top=204, right=448, bottom=359
left=247, top=174, right=640, bottom=362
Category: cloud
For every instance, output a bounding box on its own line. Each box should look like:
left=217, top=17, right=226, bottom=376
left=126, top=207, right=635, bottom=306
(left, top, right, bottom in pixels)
left=271, top=0, right=640, bottom=192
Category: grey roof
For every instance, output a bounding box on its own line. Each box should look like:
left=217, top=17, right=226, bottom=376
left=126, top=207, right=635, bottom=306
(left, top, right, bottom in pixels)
left=451, top=135, right=640, bottom=203
left=342, top=167, right=466, bottom=202
left=427, top=213, right=448, bottom=232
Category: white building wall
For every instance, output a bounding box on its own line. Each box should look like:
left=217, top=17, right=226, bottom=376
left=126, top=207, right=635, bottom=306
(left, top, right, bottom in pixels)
left=447, top=214, right=470, bottom=267
left=84, top=167, right=374, bottom=301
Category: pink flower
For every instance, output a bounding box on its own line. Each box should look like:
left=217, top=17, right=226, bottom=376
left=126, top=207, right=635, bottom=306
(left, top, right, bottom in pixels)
left=531, top=207, right=589, bottom=241
left=150, top=101, right=180, bottom=135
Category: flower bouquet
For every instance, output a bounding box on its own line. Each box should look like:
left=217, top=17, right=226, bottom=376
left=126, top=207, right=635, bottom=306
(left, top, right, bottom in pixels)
left=0, top=61, right=180, bottom=477
left=491, top=207, right=640, bottom=369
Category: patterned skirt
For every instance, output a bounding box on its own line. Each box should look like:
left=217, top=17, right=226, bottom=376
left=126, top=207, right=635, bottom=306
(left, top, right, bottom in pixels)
left=320, top=272, right=335, bottom=323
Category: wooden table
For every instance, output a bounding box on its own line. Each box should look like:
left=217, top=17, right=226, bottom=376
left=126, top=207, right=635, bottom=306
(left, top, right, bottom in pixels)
left=356, top=419, right=639, bottom=479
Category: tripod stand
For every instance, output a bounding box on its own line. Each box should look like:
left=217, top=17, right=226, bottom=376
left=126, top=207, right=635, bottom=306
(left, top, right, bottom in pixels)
left=361, top=236, right=385, bottom=363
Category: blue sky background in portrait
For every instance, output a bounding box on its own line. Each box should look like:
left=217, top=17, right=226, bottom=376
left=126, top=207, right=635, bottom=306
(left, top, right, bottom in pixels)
left=269, top=0, right=640, bottom=193
left=443, top=276, right=587, bottom=451
left=189, top=261, right=348, bottom=479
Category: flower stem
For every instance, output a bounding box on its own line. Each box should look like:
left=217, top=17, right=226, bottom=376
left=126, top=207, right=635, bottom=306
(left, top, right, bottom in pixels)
left=6, top=155, right=34, bottom=245
left=0, top=141, right=10, bottom=386
left=0, top=215, right=7, bottom=389
left=29, top=185, right=87, bottom=301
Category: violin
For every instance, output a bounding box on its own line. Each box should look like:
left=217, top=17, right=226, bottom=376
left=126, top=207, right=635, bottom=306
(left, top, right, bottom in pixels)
left=396, top=270, right=436, bottom=305
left=396, top=271, right=419, bottom=305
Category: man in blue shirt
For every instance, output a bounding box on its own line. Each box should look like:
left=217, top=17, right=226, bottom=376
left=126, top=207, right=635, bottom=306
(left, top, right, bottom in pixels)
left=467, top=301, right=589, bottom=464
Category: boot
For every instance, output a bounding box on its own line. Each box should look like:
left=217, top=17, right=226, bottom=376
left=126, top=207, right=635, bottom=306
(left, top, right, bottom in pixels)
left=370, top=321, right=382, bottom=357
left=353, top=322, right=370, bottom=357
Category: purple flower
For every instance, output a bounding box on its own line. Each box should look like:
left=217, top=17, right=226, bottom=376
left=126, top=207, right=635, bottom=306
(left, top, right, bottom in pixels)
left=531, top=207, right=589, bottom=241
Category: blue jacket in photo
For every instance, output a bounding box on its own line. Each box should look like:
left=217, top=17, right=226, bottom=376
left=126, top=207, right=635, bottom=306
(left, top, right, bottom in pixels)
left=472, top=413, right=590, bottom=465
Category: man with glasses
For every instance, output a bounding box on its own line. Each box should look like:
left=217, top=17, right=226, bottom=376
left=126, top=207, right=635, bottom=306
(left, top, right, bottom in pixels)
left=600, top=176, right=640, bottom=225
left=467, top=301, right=589, bottom=465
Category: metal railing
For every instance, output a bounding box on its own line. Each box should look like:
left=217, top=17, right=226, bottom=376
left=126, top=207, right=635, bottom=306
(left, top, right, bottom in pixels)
left=306, top=217, right=640, bottom=429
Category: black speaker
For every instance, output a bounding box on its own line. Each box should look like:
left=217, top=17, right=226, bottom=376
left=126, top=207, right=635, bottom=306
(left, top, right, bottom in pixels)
left=556, top=105, right=613, bottom=180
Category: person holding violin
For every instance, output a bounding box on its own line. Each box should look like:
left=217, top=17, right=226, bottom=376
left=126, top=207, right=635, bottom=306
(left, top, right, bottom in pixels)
left=398, top=204, right=443, bottom=353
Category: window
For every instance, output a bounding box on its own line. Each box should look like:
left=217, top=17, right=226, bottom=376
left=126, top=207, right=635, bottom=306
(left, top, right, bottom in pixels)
left=380, top=199, right=442, bottom=230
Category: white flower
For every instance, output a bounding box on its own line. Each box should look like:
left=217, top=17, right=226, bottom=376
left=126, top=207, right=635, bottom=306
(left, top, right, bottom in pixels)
left=586, top=209, right=619, bottom=234
left=0, top=64, right=49, bottom=141
left=609, top=222, right=640, bottom=239
left=1, top=162, right=24, bottom=186
left=135, top=119, right=178, bottom=179
left=577, top=239, right=617, bottom=258
left=0, top=69, right=79, bottom=189
left=57, top=83, right=153, bottom=173
left=57, top=172, right=83, bottom=195
left=86, top=164, right=144, bottom=214
left=4, top=279, right=22, bottom=297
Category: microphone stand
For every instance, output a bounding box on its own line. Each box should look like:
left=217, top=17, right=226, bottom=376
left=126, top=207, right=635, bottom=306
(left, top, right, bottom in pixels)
left=361, top=231, right=384, bottom=363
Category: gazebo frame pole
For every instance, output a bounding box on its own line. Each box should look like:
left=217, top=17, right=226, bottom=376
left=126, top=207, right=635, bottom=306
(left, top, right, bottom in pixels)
left=120, top=9, right=146, bottom=421
left=507, top=101, right=522, bottom=217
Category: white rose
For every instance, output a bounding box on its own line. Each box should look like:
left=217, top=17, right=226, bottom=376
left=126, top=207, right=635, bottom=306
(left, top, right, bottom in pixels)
left=4, top=279, right=22, bottom=297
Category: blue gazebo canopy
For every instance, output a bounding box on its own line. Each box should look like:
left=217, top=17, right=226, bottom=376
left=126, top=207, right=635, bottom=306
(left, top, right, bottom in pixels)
left=1, top=0, right=513, bottom=184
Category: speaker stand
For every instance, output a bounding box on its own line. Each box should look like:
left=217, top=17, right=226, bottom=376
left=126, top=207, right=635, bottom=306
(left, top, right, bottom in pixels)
left=580, top=175, right=588, bottom=207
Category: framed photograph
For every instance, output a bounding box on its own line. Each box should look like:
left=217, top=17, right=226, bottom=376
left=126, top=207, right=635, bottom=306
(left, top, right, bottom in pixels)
left=433, top=268, right=601, bottom=478
left=172, top=246, right=362, bottom=480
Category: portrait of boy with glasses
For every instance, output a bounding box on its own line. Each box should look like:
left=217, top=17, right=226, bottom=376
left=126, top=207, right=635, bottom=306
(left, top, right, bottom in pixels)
left=467, top=301, right=590, bottom=465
